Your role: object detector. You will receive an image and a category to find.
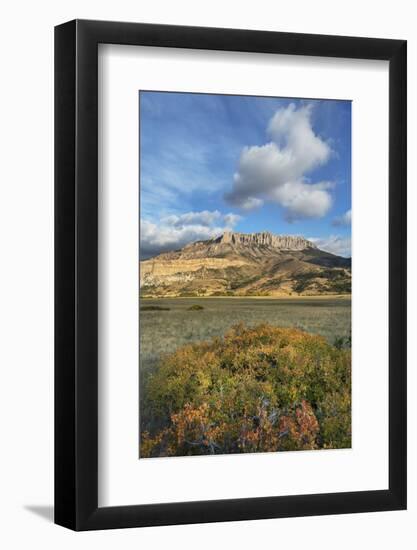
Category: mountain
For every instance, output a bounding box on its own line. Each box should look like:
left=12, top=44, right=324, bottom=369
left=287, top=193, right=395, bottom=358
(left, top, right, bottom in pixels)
left=140, top=231, right=351, bottom=298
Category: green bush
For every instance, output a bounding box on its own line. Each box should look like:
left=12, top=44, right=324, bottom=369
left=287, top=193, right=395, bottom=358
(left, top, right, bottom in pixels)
left=140, top=323, right=351, bottom=457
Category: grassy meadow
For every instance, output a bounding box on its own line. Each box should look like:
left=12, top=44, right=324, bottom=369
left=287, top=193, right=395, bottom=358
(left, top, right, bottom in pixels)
left=139, top=296, right=351, bottom=376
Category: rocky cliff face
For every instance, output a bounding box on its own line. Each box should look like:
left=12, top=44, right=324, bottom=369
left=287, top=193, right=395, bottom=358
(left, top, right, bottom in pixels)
left=215, top=231, right=315, bottom=250
left=140, top=231, right=350, bottom=297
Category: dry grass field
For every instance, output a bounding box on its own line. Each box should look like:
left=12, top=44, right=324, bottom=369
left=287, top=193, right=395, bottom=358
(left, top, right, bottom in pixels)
left=139, top=296, right=351, bottom=376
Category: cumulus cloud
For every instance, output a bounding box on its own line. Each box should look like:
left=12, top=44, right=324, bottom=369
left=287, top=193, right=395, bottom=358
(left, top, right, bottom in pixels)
left=332, top=209, right=351, bottom=226
left=162, top=210, right=223, bottom=228
left=309, top=235, right=351, bottom=258
left=140, top=210, right=242, bottom=258
left=225, top=103, right=333, bottom=220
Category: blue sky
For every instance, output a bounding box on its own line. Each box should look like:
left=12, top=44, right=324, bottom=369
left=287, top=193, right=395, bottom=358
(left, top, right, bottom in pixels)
left=140, top=91, right=351, bottom=258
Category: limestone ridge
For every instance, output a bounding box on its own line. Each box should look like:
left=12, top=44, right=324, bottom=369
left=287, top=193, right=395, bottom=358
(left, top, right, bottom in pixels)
left=214, top=231, right=316, bottom=250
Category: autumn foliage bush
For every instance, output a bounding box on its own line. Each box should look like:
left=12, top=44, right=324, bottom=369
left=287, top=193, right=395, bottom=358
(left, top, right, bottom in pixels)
left=140, top=323, right=351, bottom=457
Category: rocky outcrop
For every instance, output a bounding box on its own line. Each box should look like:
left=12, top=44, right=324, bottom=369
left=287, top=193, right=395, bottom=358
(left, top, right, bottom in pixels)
left=215, top=231, right=315, bottom=250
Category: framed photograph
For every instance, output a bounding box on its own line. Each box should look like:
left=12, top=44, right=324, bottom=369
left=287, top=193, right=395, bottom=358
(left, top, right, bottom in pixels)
left=55, top=19, right=406, bottom=530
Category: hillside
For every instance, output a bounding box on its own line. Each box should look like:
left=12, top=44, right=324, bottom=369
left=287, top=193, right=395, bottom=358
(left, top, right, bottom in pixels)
left=140, top=231, right=351, bottom=297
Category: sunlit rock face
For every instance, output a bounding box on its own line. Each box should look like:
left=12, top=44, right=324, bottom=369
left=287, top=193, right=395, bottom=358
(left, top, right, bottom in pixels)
left=216, top=231, right=316, bottom=250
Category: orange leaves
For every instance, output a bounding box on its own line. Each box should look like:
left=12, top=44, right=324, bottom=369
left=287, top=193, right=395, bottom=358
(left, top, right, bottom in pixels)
left=278, top=400, right=320, bottom=451
left=171, top=403, right=208, bottom=447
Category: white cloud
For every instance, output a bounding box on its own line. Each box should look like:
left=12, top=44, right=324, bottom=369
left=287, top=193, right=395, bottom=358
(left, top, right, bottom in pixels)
left=225, top=103, right=333, bottom=220
left=140, top=210, right=242, bottom=258
left=223, top=212, right=242, bottom=227
left=309, top=235, right=351, bottom=258
left=162, top=210, right=223, bottom=228
left=332, top=209, right=351, bottom=226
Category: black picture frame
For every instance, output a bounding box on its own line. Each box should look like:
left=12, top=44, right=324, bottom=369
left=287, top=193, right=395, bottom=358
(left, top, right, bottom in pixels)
left=55, top=19, right=407, bottom=531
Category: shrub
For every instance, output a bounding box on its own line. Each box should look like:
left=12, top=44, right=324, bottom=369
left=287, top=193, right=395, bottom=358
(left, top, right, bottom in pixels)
left=187, top=304, right=204, bottom=311
left=140, top=323, right=351, bottom=457
left=333, top=334, right=352, bottom=350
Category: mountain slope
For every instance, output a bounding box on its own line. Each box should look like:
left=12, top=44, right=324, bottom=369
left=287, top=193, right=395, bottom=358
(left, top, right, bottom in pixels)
left=140, top=231, right=351, bottom=297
